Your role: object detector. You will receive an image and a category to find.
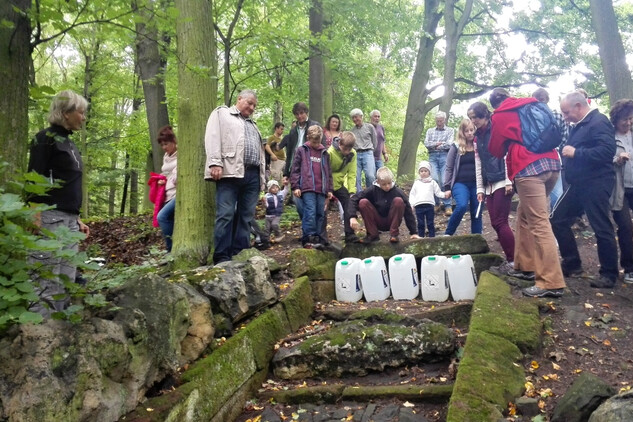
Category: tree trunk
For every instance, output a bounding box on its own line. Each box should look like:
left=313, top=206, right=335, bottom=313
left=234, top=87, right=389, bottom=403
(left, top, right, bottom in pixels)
left=129, top=169, right=138, bottom=214
left=309, top=0, right=324, bottom=124
left=0, top=0, right=31, bottom=188
left=440, top=0, right=474, bottom=113
left=398, top=0, right=442, bottom=178
left=588, top=0, right=633, bottom=102
left=133, top=0, right=171, bottom=173
left=173, top=0, right=217, bottom=267
left=108, top=153, right=117, bottom=216
left=120, top=153, right=130, bottom=215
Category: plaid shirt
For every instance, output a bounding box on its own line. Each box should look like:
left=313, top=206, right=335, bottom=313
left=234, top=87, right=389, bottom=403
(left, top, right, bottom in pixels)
left=553, top=110, right=569, bottom=149
left=424, top=126, right=455, bottom=152
left=242, top=115, right=262, bottom=166
left=515, top=157, right=561, bottom=178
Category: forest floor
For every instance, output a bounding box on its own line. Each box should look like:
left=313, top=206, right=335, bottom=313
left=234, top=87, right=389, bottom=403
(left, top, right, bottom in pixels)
left=82, top=199, right=633, bottom=421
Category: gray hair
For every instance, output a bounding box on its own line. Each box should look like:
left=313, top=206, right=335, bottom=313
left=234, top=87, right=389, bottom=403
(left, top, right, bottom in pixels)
left=48, top=90, right=88, bottom=126
left=562, top=91, right=588, bottom=108
left=435, top=111, right=447, bottom=119
left=376, top=167, right=394, bottom=182
left=350, top=108, right=364, bottom=118
left=370, top=110, right=381, bottom=117
left=237, top=89, right=257, bottom=100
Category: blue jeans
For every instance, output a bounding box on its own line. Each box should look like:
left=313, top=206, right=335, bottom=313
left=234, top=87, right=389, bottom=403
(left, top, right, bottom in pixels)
left=415, top=204, right=436, bottom=237
left=356, top=150, right=376, bottom=192
left=429, top=152, right=451, bottom=207
left=301, top=192, right=325, bottom=242
left=213, top=167, right=261, bottom=264
left=445, top=182, right=482, bottom=235
left=157, top=198, right=176, bottom=252
left=375, top=159, right=384, bottom=171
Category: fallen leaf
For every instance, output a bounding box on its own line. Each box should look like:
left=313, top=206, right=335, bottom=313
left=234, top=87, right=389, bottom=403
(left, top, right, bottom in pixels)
left=403, top=401, right=415, bottom=408
left=507, top=402, right=517, bottom=416
left=584, top=303, right=594, bottom=309
left=530, top=361, right=540, bottom=370
left=602, top=303, right=611, bottom=309
left=552, top=362, right=561, bottom=371
left=603, top=339, right=612, bottom=347
left=146, top=408, right=154, bottom=412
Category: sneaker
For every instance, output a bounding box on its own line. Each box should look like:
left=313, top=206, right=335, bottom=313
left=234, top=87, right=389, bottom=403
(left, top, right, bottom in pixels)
left=274, top=234, right=285, bottom=243
left=563, top=267, right=584, bottom=277
left=309, top=235, right=324, bottom=249
left=590, top=277, right=616, bottom=289
left=254, top=241, right=271, bottom=251
left=507, top=269, right=535, bottom=281
left=522, top=286, right=564, bottom=298
left=624, top=272, right=633, bottom=284
left=360, top=235, right=380, bottom=244
left=490, top=261, right=514, bottom=275
left=389, top=236, right=399, bottom=243
left=445, top=207, right=453, bottom=216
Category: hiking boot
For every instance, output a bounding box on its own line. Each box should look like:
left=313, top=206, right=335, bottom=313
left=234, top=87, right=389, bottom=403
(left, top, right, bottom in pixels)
left=522, top=286, right=564, bottom=298
left=507, top=269, right=535, bottom=281
left=590, top=277, right=616, bottom=289
left=624, top=272, right=633, bottom=284
left=490, top=261, right=515, bottom=276
left=389, top=236, right=399, bottom=243
left=273, top=234, right=285, bottom=243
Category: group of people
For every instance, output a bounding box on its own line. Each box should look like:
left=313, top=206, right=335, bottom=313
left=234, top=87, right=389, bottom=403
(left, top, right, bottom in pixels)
left=28, top=85, right=633, bottom=317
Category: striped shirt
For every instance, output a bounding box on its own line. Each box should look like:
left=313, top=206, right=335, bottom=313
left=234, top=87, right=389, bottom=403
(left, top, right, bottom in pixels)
left=425, top=126, right=455, bottom=153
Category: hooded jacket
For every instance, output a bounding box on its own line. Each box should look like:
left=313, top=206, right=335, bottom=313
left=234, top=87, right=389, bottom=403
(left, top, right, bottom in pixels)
left=327, top=139, right=357, bottom=193
left=488, top=97, right=560, bottom=180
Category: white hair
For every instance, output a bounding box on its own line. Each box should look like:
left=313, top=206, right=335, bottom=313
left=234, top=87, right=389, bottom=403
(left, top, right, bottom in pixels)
left=370, top=110, right=381, bottom=117
left=350, top=108, right=364, bottom=118
left=435, top=111, right=447, bottom=119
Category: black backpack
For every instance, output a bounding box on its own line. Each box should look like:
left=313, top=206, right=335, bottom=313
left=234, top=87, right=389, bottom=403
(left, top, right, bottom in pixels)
left=516, top=102, right=563, bottom=153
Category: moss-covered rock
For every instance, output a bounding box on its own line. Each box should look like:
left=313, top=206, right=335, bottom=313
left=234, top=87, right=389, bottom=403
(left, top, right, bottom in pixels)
left=311, top=279, right=336, bottom=303
left=288, top=249, right=337, bottom=279
left=446, top=272, right=541, bottom=422
left=233, top=248, right=281, bottom=273
left=282, top=276, right=314, bottom=331
left=470, top=272, right=541, bottom=354
left=341, top=234, right=489, bottom=260
left=472, top=253, right=504, bottom=277
left=273, top=319, right=455, bottom=379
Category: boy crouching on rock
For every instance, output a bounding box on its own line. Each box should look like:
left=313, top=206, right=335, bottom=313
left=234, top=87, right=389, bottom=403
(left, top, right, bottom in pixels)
left=349, top=167, right=420, bottom=243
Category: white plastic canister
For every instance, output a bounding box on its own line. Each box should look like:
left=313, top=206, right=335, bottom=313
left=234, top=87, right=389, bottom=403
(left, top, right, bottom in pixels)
left=420, top=255, right=449, bottom=302
left=359, top=256, right=390, bottom=302
left=334, top=258, right=363, bottom=302
left=446, top=254, right=478, bottom=301
left=388, top=253, right=419, bottom=300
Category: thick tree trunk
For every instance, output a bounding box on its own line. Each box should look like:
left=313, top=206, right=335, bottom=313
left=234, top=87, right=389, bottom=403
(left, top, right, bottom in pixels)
left=440, top=0, right=473, bottom=113
left=173, top=0, right=217, bottom=267
left=588, top=0, right=633, bottom=102
left=398, top=0, right=442, bottom=178
left=0, top=0, right=31, bottom=188
left=309, top=0, right=324, bottom=124
left=133, top=0, right=171, bottom=173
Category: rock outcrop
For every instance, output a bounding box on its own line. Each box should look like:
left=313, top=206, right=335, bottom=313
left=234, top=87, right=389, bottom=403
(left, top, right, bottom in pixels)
left=272, top=319, right=456, bottom=379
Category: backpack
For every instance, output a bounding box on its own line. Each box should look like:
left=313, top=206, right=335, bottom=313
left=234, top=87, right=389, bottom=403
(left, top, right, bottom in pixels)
left=516, top=101, right=562, bottom=153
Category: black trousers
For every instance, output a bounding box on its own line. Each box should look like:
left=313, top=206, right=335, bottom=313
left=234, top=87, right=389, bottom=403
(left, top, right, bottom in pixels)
left=551, top=178, right=618, bottom=281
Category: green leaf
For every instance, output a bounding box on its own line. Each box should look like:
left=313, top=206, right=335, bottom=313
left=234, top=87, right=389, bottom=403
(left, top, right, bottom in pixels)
left=18, top=311, right=44, bottom=325
left=14, top=282, right=34, bottom=293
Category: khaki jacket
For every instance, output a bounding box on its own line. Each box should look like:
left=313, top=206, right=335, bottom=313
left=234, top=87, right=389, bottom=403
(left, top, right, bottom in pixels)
left=204, top=105, right=265, bottom=188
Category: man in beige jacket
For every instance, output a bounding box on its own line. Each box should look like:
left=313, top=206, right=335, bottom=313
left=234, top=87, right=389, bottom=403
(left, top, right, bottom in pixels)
left=205, top=89, right=265, bottom=264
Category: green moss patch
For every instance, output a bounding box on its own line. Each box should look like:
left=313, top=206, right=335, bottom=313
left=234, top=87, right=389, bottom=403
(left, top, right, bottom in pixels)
left=282, top=276, right=314, bottom=331
left=446, top=272, right=541, bottom=422
left=288, top=249, right=337, bottom=279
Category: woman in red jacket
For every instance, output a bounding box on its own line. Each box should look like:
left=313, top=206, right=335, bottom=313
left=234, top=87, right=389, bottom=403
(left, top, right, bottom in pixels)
left=488, top=88, right=566, bottom=298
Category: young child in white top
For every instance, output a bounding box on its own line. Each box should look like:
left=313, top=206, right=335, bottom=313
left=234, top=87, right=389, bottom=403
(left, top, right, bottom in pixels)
left=409, top=160, right=449, bottom=237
